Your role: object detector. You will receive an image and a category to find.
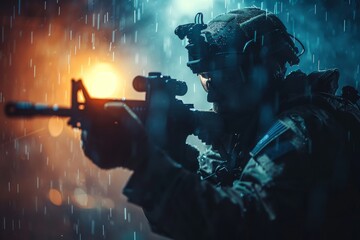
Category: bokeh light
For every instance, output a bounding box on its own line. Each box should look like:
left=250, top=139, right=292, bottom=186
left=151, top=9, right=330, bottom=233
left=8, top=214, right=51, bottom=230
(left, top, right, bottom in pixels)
left=73, top=187, right=89, bottom=207
left=48, top=116, right=64, bottom=137
left=73, top=187, right=97, bottom=209
left=48, top=188, right=62, bottom=206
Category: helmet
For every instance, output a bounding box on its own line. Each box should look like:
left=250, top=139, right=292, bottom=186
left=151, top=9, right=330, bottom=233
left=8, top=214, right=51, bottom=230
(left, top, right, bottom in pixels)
left=175, top=7, right=302, bottom=74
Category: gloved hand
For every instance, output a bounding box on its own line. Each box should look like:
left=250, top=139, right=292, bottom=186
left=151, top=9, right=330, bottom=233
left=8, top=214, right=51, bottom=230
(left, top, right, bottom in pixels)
left=145, top=100, right=200, bottom=172
left=81, top=102, right=148, bottom=170
left=81, top=100, right=200, bottom=172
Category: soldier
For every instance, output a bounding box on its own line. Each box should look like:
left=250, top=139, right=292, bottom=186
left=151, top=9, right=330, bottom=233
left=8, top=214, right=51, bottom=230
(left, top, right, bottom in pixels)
left=81, top=8, right=360, bottom=239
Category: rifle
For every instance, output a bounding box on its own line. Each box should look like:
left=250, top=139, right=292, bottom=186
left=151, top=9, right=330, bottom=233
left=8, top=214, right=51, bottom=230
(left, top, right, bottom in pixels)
left=4, top=72, right=224, bottom=147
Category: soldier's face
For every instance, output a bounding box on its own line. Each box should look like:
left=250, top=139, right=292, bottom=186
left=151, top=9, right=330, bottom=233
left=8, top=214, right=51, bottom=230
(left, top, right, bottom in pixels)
left=198, top=66, right=269, bottom=115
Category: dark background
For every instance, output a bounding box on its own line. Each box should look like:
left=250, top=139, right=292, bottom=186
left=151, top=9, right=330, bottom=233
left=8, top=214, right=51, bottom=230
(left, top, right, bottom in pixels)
left=0, top=0, right=359, bottom=239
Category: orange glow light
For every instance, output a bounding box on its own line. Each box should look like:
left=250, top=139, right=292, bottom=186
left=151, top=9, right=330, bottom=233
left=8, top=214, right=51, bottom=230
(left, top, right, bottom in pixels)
left=82, top=63, right=121, bottom=99
left=48, top=189, right=62, bottom=206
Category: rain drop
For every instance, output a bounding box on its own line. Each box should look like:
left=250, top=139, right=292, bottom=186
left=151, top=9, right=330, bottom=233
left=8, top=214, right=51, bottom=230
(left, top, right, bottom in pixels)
left=91, top=220, right=95, bottom=235
left=48, top=23, right=51, bottom=36
left=18, top=0, right=21, bottom=15
left=97, top=13, right=100, bottom=30
left=1, top=26, right=4, bottom=43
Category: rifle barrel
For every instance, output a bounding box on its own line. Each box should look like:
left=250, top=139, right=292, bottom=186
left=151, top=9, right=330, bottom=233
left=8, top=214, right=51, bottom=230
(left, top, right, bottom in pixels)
left=5, top=101, right=73, bottom=118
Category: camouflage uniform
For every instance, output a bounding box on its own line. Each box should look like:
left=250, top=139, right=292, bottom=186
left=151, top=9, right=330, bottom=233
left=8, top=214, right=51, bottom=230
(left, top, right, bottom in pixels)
left=124, top=69, right=360, bottom=239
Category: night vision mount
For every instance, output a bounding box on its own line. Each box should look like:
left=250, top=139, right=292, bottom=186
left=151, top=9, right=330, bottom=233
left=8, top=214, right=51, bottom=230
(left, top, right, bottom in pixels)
left=174, top=13, right=219, bottom=74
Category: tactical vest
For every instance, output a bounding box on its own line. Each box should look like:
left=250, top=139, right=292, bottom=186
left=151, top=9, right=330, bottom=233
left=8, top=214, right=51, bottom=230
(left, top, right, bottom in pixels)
left=198, top=69, right=360, bottom=186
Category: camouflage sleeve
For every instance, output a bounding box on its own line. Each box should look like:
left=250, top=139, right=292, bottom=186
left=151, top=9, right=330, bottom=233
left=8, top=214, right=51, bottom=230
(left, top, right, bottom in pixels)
left=123, top=105, right=329, bottom=239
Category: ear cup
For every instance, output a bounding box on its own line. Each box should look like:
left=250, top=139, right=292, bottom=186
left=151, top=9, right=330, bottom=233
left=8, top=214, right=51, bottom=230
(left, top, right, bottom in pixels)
left=238, top=12, right=300, bottom=66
